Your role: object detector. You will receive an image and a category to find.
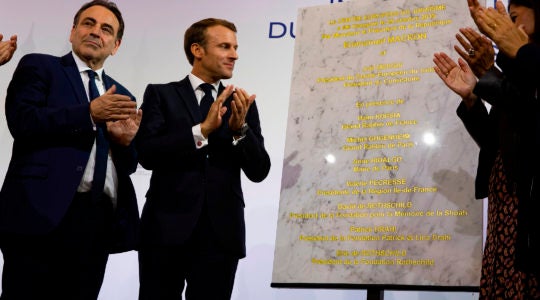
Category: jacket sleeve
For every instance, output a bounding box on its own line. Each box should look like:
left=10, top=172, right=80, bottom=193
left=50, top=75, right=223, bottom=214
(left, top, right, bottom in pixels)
left=5, top=54, right=94, bottom=143
left=135, top=84, right=200, bottom=170
left=106, top=79, right=139, bottom=175
left=232, top=101, right=271, bottom=183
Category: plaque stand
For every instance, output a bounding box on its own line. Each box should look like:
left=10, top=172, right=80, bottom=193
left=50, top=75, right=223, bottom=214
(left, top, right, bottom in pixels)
left=367, top=288, right=384, bottom=300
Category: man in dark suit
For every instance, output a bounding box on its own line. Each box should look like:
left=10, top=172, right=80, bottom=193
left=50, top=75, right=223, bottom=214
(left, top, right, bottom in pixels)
left=136, top=18, right=271, bottom=299
left=0, top=1, right=142, bottom=299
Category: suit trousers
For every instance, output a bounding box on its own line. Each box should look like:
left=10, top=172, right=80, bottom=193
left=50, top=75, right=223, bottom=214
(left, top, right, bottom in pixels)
left=0, top=192, right=114, bottom=300
left=138, top=205, right=239, bottom=300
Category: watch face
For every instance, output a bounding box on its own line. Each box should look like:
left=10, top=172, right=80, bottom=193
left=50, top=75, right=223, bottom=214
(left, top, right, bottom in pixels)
left=241, top=123, right=249, bottom=135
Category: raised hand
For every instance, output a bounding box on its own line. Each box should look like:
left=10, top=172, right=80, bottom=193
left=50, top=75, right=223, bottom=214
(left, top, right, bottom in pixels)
left=475, top=0, right=528, bottom=58
left=107, top=109, right=143, bottom=146
left=229, top=87, right=255, bottom=133
left=90, top=84, right=138, bottom=123
left=200, top=84, right=232, bottom=138
left=433, top=52, right=479, bottom=108
left=0, top=34, right=17, bottom=66
left=467, top=0, right=484, bottom=29
left=454, top=27, right=495, bottom=77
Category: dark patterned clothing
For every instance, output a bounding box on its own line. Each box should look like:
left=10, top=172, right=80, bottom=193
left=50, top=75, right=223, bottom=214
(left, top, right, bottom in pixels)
left=480, top=153, right=540, bottom=299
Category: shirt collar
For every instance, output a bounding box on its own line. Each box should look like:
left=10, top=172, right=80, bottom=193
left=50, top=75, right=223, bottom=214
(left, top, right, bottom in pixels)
left=188, top=73, right=220, bottom=92
left=72, top=52, right=104, bottom=80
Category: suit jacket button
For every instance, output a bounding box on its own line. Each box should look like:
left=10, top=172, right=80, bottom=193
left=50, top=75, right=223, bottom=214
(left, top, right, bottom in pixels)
left=76, top=166, right=84, bottom=172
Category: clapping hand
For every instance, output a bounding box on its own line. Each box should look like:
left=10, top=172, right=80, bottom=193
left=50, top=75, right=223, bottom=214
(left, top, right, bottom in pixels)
left=433, top=52, right=479, bottom=108
left=107, top=109, right=143, bottom=146
left=0, top=34, right=17, bottom=66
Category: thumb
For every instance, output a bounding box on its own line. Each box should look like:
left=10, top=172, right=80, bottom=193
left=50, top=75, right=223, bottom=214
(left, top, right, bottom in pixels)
left=104, top=84, right=117, bottom=95
left=518, top=24, right=528, bottom=39
left=219, top=106, right=228, bottom=117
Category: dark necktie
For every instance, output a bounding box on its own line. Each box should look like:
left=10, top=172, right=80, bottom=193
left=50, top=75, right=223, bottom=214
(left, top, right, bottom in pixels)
left=199, top=83, right=214, bottom=120
left=87, top=70, right=109, bottom=200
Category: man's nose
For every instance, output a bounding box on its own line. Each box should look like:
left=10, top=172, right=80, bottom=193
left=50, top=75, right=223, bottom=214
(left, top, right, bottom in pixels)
left=230, top=48, right=238, bottom=60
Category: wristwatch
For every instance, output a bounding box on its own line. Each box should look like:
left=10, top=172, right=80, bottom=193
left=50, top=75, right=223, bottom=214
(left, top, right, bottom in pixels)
left=233, top=123, right=249, bottom=136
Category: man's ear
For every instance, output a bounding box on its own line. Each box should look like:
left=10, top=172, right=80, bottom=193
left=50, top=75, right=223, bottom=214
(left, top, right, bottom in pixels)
left=69, top=25, right=76, bottom=43
left=111, top=39, right=121, bottom=56
left=191, top=43, right=204, bottom=59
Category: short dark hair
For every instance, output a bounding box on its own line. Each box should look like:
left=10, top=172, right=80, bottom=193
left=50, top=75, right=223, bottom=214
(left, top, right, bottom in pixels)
left=184, top=18, right=237, bottom=65
left=73, top=0, right=125, bottom=40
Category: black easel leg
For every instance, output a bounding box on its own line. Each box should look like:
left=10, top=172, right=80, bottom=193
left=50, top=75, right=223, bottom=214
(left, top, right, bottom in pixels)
left=367, top=288, right=384, bottom=300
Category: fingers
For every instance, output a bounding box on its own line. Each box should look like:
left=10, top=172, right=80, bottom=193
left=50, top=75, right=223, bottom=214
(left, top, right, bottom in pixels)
left=480, top=1, right=509, bottom=29
left=457, top=57, right=471, bottom=72
left=233, top=88, right=255, bottom=107
left=479, top=5, right=509, bottom=30
left=475, top=11, right=495, bottom=37
left=433, top=65, right=448, bottom=81
left=433, top=52, right=457, bottom=73
left=216, top=85, right=234, bottom=102
left=467, top=0, right=480, bottom=8
left=517, top=24, right=529, bottom=41
left=132, top=108, right=143, bottom=127
left=0, top=34, right=17, bottom=66
left=240, top=88, right=256, bottom=104
left=231, top=88, right=255, bottom=118
left=494, top=0, right=507, bottom=16
left=455, top=28, right=494, bottom=60
left=433, top=57, right=456, bottom=83
left=468, top=0, right=484, bottom=26
left=201, top=90, right=227, bottom=137
left=90, top=93, right=137, bottom=123
left=103, top=95, right=136, bottom=108
left=106, top=116, right=140, bottom=146
left=459, top=28, right=482, bottom=48
left=433, top=52, right=460, bottom=82
left=10, top=35, right=17, bottom=52
left=455, top=29, right=477, bottom=60
left=227, top=86, right=256, bottom=132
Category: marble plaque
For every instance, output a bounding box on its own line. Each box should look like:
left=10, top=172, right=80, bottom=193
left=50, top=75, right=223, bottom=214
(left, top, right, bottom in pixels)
left=272, top=0, right=484, bottom=288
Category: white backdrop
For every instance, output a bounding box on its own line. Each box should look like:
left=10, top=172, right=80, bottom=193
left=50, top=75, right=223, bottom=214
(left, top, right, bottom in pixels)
left=0, top=0, right=501, bottom=299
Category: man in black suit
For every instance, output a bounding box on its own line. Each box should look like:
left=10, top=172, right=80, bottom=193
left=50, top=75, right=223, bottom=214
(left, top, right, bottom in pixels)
left=136, top=18, right=271, bottom=299
left=0, top=1, right=141, bottom=299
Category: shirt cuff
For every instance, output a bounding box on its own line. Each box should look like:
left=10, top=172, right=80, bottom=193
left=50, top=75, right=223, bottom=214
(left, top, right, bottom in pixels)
left=89, top=112, right=96, bottom=130
left=192, top=124, right=208, bottom=149
left=232, top=134, right=246, bottom=146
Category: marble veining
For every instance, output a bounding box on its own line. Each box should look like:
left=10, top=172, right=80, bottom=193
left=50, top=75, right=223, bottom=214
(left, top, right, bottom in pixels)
left=273, top=0, right=483, bottom=288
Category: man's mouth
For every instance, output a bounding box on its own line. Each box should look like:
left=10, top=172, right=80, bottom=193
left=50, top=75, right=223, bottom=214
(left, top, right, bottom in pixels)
left=84, top=39, right=101, bottom=48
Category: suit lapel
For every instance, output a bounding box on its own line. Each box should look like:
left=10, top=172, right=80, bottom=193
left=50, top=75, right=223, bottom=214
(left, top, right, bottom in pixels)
left=60, top=53, right=88, bottom=104
left=102, top=70, right=114, bottom=91
left=174, top=76, right=201, bottom=124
